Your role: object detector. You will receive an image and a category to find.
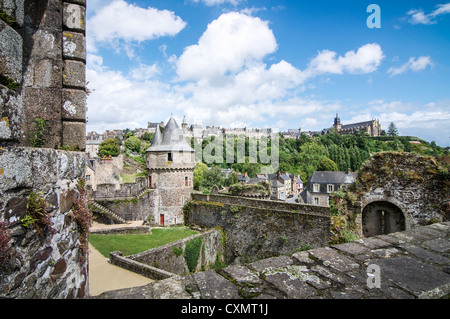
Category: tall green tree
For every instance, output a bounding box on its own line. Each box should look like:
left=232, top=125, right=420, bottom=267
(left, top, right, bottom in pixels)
left=124, top=136, right=142, bottom=153
left=98, top=138, right=120, bottom=157
left=387, top=122, right=399, bottom=136
left=317, top=158, right=338, bottom=171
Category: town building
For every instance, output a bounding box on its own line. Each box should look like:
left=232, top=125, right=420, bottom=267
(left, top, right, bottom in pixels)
left=302, top=171, right=358, bottom=207
left=239, top=172, right=303, bottom=201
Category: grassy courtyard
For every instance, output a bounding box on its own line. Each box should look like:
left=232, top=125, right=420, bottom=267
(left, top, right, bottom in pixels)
left=89, top=227, right=199, bottom=257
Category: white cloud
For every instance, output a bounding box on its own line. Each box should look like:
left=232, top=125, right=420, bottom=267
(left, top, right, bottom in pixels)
left=407, top=3, right=450, bottom=25
left=306, top=43, right=385, bottom=75
left=129, top=63, right=160, bottom=80
left=176, top=12, right=277, bottom=81
left=86, top=59, right=183, bottom=132
left=190, top=0, right=242, bottom=6
left=387, top=56, right=433, bottom=77
left=87, top=0, right=186, bottom=51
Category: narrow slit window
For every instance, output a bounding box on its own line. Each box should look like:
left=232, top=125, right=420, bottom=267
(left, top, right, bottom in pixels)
left=168, top=152, right=173, bottom=162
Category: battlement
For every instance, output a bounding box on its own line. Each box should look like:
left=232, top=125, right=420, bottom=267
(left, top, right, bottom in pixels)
left=87, top=176, right=148, bottom=201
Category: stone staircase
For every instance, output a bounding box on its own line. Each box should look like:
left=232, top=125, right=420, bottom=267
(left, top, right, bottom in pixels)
left=136, top=188, right=151, bottom=199
left=123, top=156, right=146, bottom=172
left=91, top=201, right=126, bottom=224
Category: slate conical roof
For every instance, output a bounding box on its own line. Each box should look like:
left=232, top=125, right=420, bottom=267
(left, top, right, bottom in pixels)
left=146, top=116, right=195, bottom=152
left=151, top=124, right=162, bottom=147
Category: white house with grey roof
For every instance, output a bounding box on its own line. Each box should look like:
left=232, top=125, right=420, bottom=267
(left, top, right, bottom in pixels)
left=146, top=116, right=196, bottom=226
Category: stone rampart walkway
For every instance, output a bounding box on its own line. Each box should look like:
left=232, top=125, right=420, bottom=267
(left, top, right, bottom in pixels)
left=94, top=222, right=450, bottom=299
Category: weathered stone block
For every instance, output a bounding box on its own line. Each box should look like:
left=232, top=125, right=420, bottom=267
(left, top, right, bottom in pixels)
left=264, top=272, right=318, bottom=299
left=63, top=3, right=85, bottom=32
left=22, top=87, right=62, bottom=147
left=24, top=0, right=62, bottom=30
left=62, top=88, right=85, bottom=121
left=308, top=247, right=360, bottom=272
left=65, top=0, right=86, bottom=6
left=63, top=31, right=85, bottom=61
left=191, top=270, right=240, bottom=299
left=423, top=238, right=450, bottom=253
left=400, top=243, right=450, bottom=265
left=4, top=196, right=28, bottom=224
left=0, top=20, right=23, bottom=84
left=0, top=85, right=23, bottom=142
left=22, top=119, right=61, bottom=148
left=24, top=87, right=61, bottom=120
left=23, top=58, right=62, bottom=88
left=62, top=121, right=85, bottom=149
left=23, top=27, right=62, bottom=60
left=63, top=60, right=85, bottom=88
left=249, top=256, right=294, bottom=274
left=372, top=257, right=450, bottom=299
left=0, top=0, right=25, bottom=26
left=332, top=242, right=370, bottom=256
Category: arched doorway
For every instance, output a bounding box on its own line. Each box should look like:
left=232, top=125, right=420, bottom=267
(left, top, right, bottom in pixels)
left=362, top=201, right=405, bottom=237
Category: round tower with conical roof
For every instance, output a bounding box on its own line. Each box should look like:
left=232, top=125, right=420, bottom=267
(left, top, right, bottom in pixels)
left=146, top=116, right=195, bottom=226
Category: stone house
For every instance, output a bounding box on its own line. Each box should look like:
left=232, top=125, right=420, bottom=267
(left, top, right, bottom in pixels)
left=290, top=174, right=303, bottom=196
left=146, top=116, right=195, bottom=226
left=302, top=171, right=358, bottom=207
left=85, top=155, right=124, bottom=191
left=271, top=180, right=285, bottom=200
left=277, top=173, right=292, bottom=197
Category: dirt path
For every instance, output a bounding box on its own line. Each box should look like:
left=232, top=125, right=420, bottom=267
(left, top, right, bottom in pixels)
left=88, top=222, right=154, bottom=297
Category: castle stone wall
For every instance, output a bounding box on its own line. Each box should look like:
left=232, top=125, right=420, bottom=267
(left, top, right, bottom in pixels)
left=1, top=0, right=88, bottom=298
left=125, top=228, right=224, bottom=277
left=186, top=194, right=330, bottom=264
left=0, top=148, right=88, bottom=298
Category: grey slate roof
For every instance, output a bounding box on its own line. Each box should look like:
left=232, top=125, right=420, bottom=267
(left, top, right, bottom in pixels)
left=271, top=180, right=284, bottom=188
left=146, top=117, right=195, bottom=153
left=308, top=171, right=358, bottom=185
left=341, top=120, right=374, bottom=130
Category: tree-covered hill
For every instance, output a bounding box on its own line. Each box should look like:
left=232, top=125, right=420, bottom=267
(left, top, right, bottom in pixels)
left=192, top=129, right=449, bottom=184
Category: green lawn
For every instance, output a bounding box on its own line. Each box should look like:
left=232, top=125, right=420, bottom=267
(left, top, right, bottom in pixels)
left=89, top=227, right=199, bottom=257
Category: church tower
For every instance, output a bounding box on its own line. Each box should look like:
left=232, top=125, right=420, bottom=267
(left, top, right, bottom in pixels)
left=146, top=116, right=195, bottom=226
left=334, top=114, right=342, bottom=132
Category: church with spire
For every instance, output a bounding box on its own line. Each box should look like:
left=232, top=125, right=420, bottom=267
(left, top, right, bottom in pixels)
left=333, top=114, right=381, bottom=137
left=145, top=116, right=196, bottom=226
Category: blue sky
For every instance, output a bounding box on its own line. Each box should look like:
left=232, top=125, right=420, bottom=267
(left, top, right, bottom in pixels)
left=85, top=0, right=450, bottom=146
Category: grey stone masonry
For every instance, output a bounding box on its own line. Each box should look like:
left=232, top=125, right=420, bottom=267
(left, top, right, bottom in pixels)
left=0, top=20, right=23, bottom=84
left=94, top=222, right=450, bottom=299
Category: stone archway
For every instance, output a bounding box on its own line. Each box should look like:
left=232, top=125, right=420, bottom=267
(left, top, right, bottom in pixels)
left=362, top=201, right=405, bottom=237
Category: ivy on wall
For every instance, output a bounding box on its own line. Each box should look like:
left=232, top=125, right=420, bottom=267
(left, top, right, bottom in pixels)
left=184, top=236, right=203, bottom=273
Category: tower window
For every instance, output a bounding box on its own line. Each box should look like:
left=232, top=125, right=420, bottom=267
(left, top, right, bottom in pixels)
left=168, top=152, right=173, bottom=162
left=185, top=176, right=188, bottom=187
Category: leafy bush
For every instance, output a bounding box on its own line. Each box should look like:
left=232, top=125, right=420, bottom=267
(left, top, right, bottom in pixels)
left=184, top=236, right=203, bottom=273
left=23, top=191, right=54, bottom=238
left=98, top=138, right=120, bottom=157
left=124, top=136, right=142, bottom=153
